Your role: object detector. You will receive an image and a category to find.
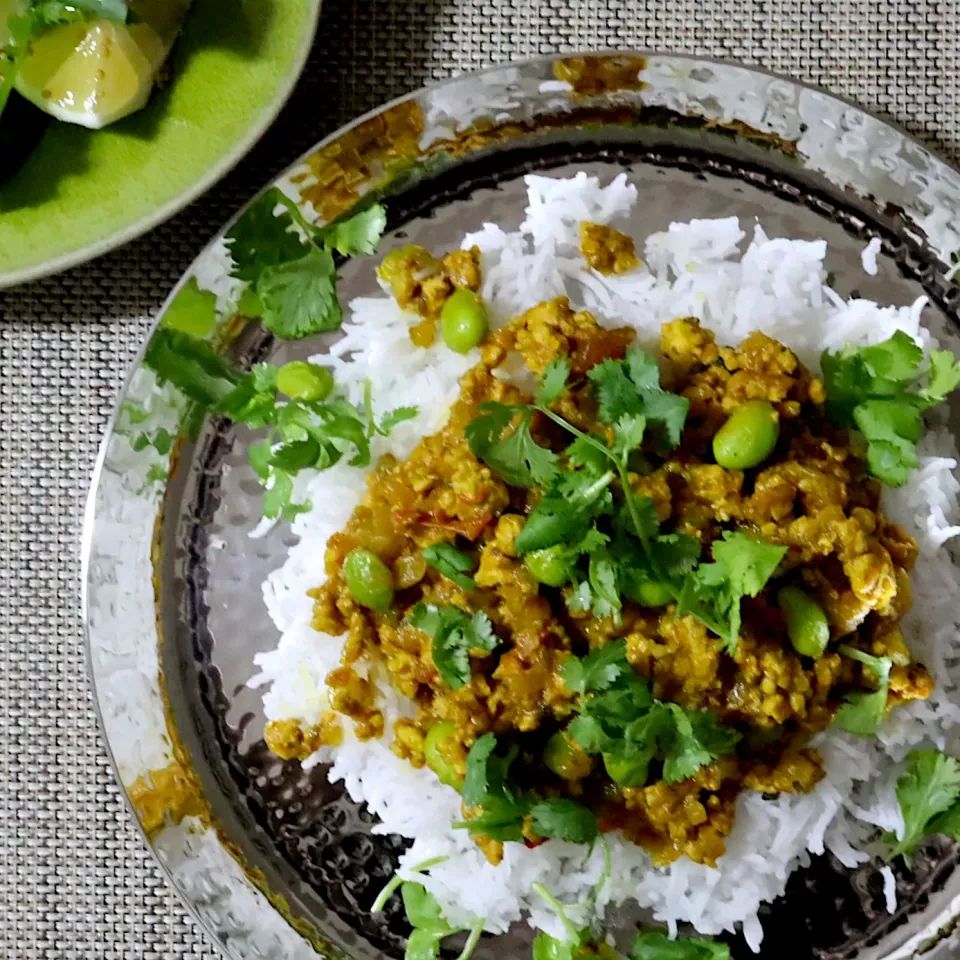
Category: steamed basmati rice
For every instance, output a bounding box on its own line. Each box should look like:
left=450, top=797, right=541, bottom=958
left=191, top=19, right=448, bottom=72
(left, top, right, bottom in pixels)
left=249, top=173, right=960, bottom=950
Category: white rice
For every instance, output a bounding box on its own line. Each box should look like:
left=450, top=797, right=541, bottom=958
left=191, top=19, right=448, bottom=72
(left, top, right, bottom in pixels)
left=248, top=173, right=960, bottom=950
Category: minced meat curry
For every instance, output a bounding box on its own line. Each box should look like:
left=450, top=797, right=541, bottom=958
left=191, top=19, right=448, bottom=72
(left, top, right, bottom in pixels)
left=265, top=236, right=934, bottom=870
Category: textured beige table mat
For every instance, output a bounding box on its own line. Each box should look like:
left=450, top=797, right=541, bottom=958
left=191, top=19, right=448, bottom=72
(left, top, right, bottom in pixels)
left=2, top=1, right=960, bottom=957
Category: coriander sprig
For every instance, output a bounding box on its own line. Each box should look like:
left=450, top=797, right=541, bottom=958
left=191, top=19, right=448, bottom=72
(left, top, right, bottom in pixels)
left=225, top=187, right=387, bottom=339
left=821, top=331, right=960, bottom=486
left=466, top=350, right=786, bottom=649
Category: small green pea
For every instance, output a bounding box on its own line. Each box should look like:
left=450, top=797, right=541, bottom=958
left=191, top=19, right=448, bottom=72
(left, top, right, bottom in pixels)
left=440, top=289, right=488, bottom=354
left=277, top=361, right=334, bottom=402
left=342, top=548, right=395, bottom=611
left=625, top=578, right=674, bottom=608
left=602, top=751, right=650, bottom=788
left=544, top=732, right=593, bottom=780
left=777, top=586, right=830, bottom=658
left=524, top=545, right=572, bottom=588
left=713, top=400, right=780, bottom=470
left=424, top=721, right=461, bottom=788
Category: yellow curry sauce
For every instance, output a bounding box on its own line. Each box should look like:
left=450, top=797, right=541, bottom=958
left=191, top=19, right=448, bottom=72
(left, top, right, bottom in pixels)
left=265, top=229, right=933, bottom=870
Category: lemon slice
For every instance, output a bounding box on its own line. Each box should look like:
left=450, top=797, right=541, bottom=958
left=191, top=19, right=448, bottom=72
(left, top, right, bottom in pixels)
left=13, top=0, right=190, bottom=130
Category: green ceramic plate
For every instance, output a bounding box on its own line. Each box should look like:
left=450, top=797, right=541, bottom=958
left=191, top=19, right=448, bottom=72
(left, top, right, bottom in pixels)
left=0, top=0, right=320, bottom=289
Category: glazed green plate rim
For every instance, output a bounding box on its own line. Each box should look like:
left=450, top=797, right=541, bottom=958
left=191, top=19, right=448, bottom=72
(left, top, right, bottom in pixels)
left=0, top=0, right=321, bottom=291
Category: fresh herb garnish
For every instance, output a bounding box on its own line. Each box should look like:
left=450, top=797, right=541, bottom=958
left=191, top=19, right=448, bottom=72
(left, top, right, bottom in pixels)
left=422, top=543, right=478, bottom=591
left=409, top=604, right=499, bottom=689
left=456, top=733, right=599, bottom=844
left=821, top=331, right=960, bottom=486
left=468, top=347, right=686, bottom=623
left=885, top=749, right=960, bottom=861
left=371, top=857, right=484, bottom=960
left=630, top=931, right=730, bottom=960
left=588, top=348, right=690, bottom=449
left=465, top=403, right=560, bottom=488
left=834, top=645, right=892, bottom=736
left=144, top=329, right=417, bottom=520
left=676, top=531, right=787, bottom=653
left=224, top=187, right=387, bottom=339
left=162, top=276, right=218, bottom=338
left=401, top=883, right=484, bottom=960
left=529, top=798, right=601, bottom=844
left=563, top=640, right=739, bottom=785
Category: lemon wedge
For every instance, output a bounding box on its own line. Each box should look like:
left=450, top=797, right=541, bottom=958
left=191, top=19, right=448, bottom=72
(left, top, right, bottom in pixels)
left=12, top=0, right=190, bottom=130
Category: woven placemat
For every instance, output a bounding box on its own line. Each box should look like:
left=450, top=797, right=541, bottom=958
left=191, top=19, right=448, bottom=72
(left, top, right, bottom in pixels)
left=2, top=1, right=960, bottom=956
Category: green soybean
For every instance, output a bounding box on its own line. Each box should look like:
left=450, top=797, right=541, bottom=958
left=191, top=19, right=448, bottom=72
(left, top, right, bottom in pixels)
left=277, top=361, right=334, bottom=402
left=440, top=289, right=488, bottom=354
left=544, top=732, right=593, bottom=780
left=524, top=546, right=572, bottom=588
left=342, top=548, right=395, bottom=611
left=424, top=721, right=461, bottom=787
left=777, top=586, right=830, bottom=658
left=713, top=400, right=780, bottom=469
left=625, top=578, right=674, bottom=608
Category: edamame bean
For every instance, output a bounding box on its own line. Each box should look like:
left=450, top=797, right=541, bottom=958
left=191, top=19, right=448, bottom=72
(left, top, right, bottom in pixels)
left=544, top=732, right=593, bottom=780
left=777, top=586, right=830, bottom=658
left=440, top=290, right=488, bottom=354
left=342, top=548, right=395, bottom=611
left=524, top=545, right=572, bottom=588
left=713, top=400, right=780, bottom=469
left=277, top=361, right=334, bottom=402
left=625, top=578, right=674, bottom=608
left=424, top=721, right=461, bottom=787
left=378, top=245, right=439, bottom=300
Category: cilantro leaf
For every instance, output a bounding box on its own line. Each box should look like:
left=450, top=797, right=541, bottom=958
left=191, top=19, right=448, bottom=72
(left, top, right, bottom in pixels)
left=835, top=645, right=893, bottom=736
left=318, top=203, right=388, bottom=256
left=537, top=357, right=572, bottom=405
left=885, top=750, right=960, bottom=861
left=400, top=883, right=459, bottom=960
left=422, top=543, right=477, bottom=590
left=256, top=246, right=341, bottom=339
left=630, top=931, right=729, bottom=960
left=588, top=357, right=637, bottom=423
left=402, top=882, right=449, bottom=929
left=661, top=704, right=740, bottom=784
left=586, top=548, right=622, bottom=622
left=465, top=403, right=560, bottom=488
left=711, top=531, right=787, bottom=597
left=379, top=406, right=419, bottom=434
left=677, top=531, right=787, bottom=653
left=822, top=333, right=960, bottom=486
left=461, top=733, right=498, bottom=807
left=588, top=347, right=689, bottom=448
left=143, top=329, right=243, bottom=408
left=563, top=641, right=632, bottom=696
left=458, top=734, right=528, bottom=841
left=533, top=932, right=583, bottom=960
left=853, top=398, right=921, bottom=486
left=514, top=469, right=614, bottom=553
left=612, top=413, right=647, bottom=460
left=529, top=798, right=599, bottom=843
left=410, top=604, right=499, bottom=689
left=921, top=350, right=960, bottom=404
left=217, top=364, right=280, bottom=427
left=263, top=469, right=295, bottom=520
left=161, top=276, right=218, bottom=337
left=226, top=188, right=310, bottom=282
left=564, top=640, right=737, bottom=785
